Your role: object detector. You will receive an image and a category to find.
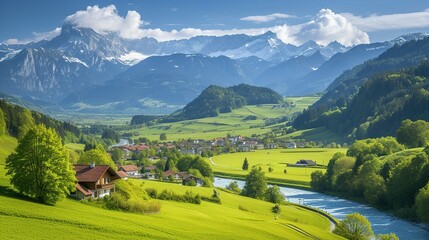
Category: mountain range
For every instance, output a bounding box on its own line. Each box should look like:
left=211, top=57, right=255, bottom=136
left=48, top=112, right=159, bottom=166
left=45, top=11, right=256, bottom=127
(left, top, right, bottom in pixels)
left=0, top=23, right=428, bottom=114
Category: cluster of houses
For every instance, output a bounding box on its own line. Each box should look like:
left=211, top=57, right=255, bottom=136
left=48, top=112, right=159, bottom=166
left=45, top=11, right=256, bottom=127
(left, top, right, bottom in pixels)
left=114, top=136, right=298, bottom=160
left=71, top=163, right=202, bottom=200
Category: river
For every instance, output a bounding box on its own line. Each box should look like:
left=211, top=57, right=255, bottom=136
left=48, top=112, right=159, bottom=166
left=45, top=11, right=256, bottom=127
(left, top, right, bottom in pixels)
left=213, top=177, right=429, bottom=239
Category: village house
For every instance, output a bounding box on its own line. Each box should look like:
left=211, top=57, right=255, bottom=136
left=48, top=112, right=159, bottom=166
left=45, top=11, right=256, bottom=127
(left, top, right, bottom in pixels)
left=182, top=174, right=204, bottom=187
left=72, top=164, right=121, bottom=199
left=117, top=170, right=129, bottom=180
left=118, top=165, right=141, bottom=177
left=142, top=166, right=157, bottom=179
left=163, top=169, right=182, bottom=181
left=287, top=159, right=317, bottom=167
left=287, top=142, right=297, bottom=149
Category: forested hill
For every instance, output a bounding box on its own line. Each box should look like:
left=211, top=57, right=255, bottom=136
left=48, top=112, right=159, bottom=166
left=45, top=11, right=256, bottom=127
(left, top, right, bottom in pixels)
left=161, top=84, right=283, bottom=122
left=294, top=36, right=429, bottom=131
left=0, top=100, right=80, bottom=142
left=295, top=61, right=429, bottom=139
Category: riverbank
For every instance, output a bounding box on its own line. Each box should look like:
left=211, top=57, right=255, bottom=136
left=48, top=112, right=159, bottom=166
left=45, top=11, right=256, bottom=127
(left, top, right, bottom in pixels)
left=214, top=177, right=429, bottom=239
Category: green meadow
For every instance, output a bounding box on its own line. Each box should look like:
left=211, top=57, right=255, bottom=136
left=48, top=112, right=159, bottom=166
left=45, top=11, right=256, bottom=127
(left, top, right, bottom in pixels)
left=209, top=148, right=346, bottom=188
left=0, top=134, right=342, bottom=239
left=125, top=97, right=319, bottom=141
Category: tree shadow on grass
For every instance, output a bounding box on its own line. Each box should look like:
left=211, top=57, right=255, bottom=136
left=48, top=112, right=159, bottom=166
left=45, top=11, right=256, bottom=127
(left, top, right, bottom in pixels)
left=0, top=185, right=42, bottom=204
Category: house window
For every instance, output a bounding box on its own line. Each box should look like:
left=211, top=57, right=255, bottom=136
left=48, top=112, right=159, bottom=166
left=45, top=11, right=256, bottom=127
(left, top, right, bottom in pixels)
left=104, top=189, right=107, bottom=194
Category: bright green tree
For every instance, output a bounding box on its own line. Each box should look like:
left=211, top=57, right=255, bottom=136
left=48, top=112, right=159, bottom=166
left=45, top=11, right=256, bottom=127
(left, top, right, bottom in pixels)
left=160, top=133, right=167, bottom=141
left=79, top=148, right=116, bottom=170
left=241, top=168, right=267, bottom=199
left=416, top=182, right=429, bottom=222
left=376, top=233, right=399, bottom=240
left=5, top=124, right=76, bottom=205
left=397, top=119, right=429, bottom=148
left=334, top=213, right=374, bottom=240
left=242, top=157, right=249, bottom=170
left=265, top=185, right=285, bottom=203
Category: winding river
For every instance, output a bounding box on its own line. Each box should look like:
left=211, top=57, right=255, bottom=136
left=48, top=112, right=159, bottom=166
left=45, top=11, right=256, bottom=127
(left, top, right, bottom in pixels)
left=213, top=177, right=429, bottom=239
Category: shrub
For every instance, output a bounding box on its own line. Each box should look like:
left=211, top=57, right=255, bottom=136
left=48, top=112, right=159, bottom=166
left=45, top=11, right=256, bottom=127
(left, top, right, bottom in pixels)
left=272, top=204, right=281, bottom=214
left=238, top=204, right=249, bottom=212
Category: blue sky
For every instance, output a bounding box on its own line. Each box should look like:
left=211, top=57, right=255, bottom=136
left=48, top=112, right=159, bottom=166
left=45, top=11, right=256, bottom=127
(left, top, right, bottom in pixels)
left=1, top=0, right=429, bottom=46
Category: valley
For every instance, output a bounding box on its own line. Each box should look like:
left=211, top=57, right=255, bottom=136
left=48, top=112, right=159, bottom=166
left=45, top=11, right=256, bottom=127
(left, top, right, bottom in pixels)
left=2, top=2, right=429, bottom=240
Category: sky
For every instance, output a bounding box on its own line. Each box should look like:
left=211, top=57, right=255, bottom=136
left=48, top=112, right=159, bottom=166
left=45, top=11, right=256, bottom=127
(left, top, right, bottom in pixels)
left=1, top=0, right=429, bottom=46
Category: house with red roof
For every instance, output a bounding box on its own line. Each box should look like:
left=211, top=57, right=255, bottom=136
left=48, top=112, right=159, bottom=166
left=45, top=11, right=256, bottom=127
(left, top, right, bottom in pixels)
left=72, top=164, right=121, bottom=199
left=118, top=165, right=141, bottom=177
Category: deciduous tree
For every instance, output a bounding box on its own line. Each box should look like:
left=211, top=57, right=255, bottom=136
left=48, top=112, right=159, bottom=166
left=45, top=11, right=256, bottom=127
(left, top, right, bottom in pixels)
left=6, top=124, right=76, bottom=205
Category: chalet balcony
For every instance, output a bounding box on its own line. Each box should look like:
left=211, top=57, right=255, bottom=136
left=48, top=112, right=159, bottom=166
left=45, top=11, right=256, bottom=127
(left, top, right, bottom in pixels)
left=96, top=182, right=115, bottom=189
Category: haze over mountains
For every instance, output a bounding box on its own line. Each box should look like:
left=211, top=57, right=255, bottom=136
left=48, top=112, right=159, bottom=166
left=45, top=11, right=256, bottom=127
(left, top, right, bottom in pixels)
left=0, top=22, right=428, bottom=114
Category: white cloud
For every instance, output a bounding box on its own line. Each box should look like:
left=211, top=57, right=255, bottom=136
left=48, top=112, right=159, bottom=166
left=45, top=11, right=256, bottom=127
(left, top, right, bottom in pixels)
left=4, top=6, right=369, bottom=47
left=3, top=28, right=61, bottom=45
left=137, top=9, right=369, bottom=46
left=291, top=9, right=369, bottom=46
left=342, top=10, right=429, bottom=32
left=65, top=5, right=148, bottom=39
left=240, top=13, right=295, bottom=23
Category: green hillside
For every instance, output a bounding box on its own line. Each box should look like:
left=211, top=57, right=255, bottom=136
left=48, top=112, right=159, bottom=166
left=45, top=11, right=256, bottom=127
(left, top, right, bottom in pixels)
left=210, top=148, right=346, bottom=188
left=159, top=84, right=284, bottom=122
left=125, top=97, right=318, bottom=141
left=295, top=37, right=429, bottom=135
left=295, top=61, right=429, bottom=139
left=0, top=134, right=341, bottom=239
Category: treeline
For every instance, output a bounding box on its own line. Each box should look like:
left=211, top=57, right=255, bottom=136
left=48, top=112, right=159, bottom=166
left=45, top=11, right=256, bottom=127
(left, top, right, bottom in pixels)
left=0, top=100, right=80, bottom=142
left=311, top=136, right=429, bottom=222
left=130, top=115, right=162, bottom=125
left=295, top=60, right=429, bottom=140
left=294, top=36, right=429, bottom=137
left=160, top=84, right=284, bottom=122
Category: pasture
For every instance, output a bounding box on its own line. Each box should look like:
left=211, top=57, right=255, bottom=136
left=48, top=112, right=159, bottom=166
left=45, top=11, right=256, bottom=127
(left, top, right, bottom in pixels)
left=0, top=134, right=341, bottom=239
left=209, top=148, right=346, bottom=188
left=126, top=97, right=319, bottom=141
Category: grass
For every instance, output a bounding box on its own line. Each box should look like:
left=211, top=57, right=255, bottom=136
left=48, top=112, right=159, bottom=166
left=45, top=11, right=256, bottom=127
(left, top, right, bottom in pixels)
left=209, top=148, right=347, bottom=188
left=64, top=143, right=85, bottom=151
left=282, top=127, right=350, bottom=145
left=122, top=97, right=319, bottom=141
left=0, top=134, right=342, bottom=239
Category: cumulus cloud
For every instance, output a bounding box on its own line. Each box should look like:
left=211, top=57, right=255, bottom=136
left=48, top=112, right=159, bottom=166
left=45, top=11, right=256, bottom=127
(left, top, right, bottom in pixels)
left=240, top=13, right=295, bottom=23
left=65, top=5, right=148, bottom=39
left=291, top=9, right=369, bottom=46
left=4, top=6, right=369, bottom=47
left=342, top=10, right=429, bottom=32
left=140, top=9, right=369, bottom=46
left=3, top=28, right=61, bottom=45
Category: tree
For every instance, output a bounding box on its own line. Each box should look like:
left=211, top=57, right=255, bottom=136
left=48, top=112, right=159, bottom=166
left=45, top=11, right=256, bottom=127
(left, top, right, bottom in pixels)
left=160, top=133, right=167, bottom=141
left=165, top=158, right=175, bottom=171
left=265, top=185, right=285, bottom=203
left=268, top=167, right=273, bottom=172
left=0, top=109, right=6, bottom=135
left=334, top=213, right=374, bottom=240
left=397, top=119, right=429, bottom=148
left=242, top=158, right=249, bottom=170
left=241, top=168, right=267, bottom=199
left=110, top=148, right=124, bottom=163
left=310, top=170, right=327, bottom=191
left=416, top=182, right=429, bottom=222
left=226, top=181, right=241, bottom=193
left=79, top=148, right=116, bottom=170
left=5, top=124, right=76, bottom=205
left=376, top=233, right=399, bottom=240
left=101, top=128, right=120, bottom=143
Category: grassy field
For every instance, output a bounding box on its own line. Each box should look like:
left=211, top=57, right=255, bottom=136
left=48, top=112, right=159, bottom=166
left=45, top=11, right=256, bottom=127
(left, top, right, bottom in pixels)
left=64, top=143, right=85, bottom=151
left=209, top=148, right=346, bottom=188
left=0, top=134, right=342, bottom=240
left=125, top=97, right=319, bottom=141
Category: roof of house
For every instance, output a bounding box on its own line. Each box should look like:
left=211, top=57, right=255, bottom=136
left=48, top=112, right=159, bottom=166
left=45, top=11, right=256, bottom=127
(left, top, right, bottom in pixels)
left=76, top=183, right=92, bottom=196
left=163, top=169, right=177, bottom=177
left=297, top=159, right=316, bottom=165
left=74, top=164, right=120, bottom=182
left=117, top=171, right=129, bottom=178
left=119, top=165, right=140, bottom=172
